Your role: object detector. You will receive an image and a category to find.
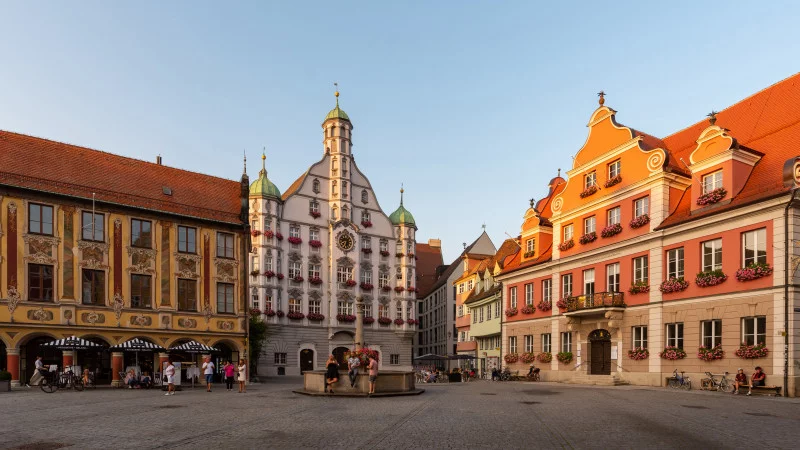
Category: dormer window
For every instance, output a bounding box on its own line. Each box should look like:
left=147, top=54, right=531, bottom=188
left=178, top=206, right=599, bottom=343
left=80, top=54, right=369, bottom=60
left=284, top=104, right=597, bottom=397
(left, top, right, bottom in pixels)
left=526, top=239, right=534, bottom=253
left=585, top=172, right=597, bottom=188
left=608, top=160, right=621, bottom=178
left=702, top=171, right=723, bottom=194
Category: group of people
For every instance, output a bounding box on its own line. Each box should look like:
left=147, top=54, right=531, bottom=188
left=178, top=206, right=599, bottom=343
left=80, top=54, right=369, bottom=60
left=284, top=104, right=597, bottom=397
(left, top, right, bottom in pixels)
left=124, top=369, right=153, bottom=389
left=732, top=366, right=767, bottom=395
left=162, top=356, right=247, bottom=396
left=324, top=353, right=378, bottom=395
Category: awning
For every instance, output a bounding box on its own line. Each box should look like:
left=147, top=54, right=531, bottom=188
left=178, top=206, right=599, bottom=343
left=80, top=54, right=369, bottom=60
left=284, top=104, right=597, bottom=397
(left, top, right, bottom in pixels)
left=110, top=338, right=165, bottom=352
left=41, top=336, right=103, bottom=350
left=413, top=353, right=448, bottom=361
left=168, top=340, right=219, bottom=353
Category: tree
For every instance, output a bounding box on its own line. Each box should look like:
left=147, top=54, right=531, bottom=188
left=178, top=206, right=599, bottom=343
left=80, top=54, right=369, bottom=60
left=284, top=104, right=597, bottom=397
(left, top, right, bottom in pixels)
left=249, top=315, right=267, bottom=377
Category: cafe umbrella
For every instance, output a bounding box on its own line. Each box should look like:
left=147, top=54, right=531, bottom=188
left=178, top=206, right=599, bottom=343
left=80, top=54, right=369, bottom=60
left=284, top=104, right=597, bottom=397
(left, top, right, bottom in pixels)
left=40, top=336, right=102, bottom=373
left=109, top=337, right=165, bottom=368
left=168, top=340, right=219, bottom=388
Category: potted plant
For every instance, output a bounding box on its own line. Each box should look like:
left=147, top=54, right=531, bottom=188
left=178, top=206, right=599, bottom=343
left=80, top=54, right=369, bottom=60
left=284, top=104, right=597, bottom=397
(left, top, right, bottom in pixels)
left=360, top=282, right=374, bottom=290
left=394, top=318, right=405, bottom=325
left=558, top=239, right=575, bottom=251
left=362, top=247, right=373, bottom=255
left=696, top=187, right=727, bottom=206
left=250, top=229, right=262, bottom=237
left=363, top=316, right=375, bottom=325
left=395, top=252, right=405, bottom=258
left=537, top=352, right=553, bottom=363
left=309, top=240, right=323, bottom=248
left=380, top=250, right=390, bottom=257
left=361, top=220, right=373, bottom=228
left=504, top=353, right=519, bottom=364
left=579, top=185, right=598, bottom=198
left=628, top=347, right=649, bottom=360
left=287, top=312, right=305, bottom=320
left=536, top=300, right=552, bottom=312
left=263, top=230, right=275, bottom=239
left=579, top=231, right=597, bottom=245
left=697, top=344, right=724, bottom=361
left=523, top=250, right=535, bottom=258
left=276, top=310, right=285, bottom=318
left=629, top=214, right=650, bottom=229
left=250, top=270, right=260, bottom=277
left=309, top=276, right=323, bottom=285
left=735, top=262, right=773, bottom=281
left=695, top=270, right=727, bottom=287
left=336, top=314, right=356, bottom=323
left=604, top=174, right=622, bottom=188
left=521, top=352, right=536, bottom=364
left=628, top=281, right=650, bottom=294
left=600, top=223, right=622, bottom=238
left=276, top=273, right=285, bottom=280
left=307, top=313, right=325, bottom=321
left=249, top=308, right=262, bottom=317
left=394, top=286, right=405, bottom=293
left=659, top=346, right=687, bottom=360
left=264, top=270, right=276, bottom=279
left=378, top=316, right=392, bottom=325
left=520, top=304, right=535, bottom=314
left=381, top=285, right=391, bottom=292
left=275, top=232, right=284, bottom=241
left=0, top=370, right=12, bottom=392
left=556, top=298, right=568, bottom=310
left=309, top=210, right=321, bottom=218
left=659, top=277, right=689, bottom=293
left=735, top=343, right=768, bottom=359
left=406, top=318, right=419, bottom=325
left=288, top=236, right=302, bottom=245
left=292, top=275, right=304, bottom=283
left=345, top=279, right=357, bottom=287
left=265, top=309, right=276, bottom=317
left=505, top=307, right=518, bottom=317
left=556, top=352, right=573, bottom=364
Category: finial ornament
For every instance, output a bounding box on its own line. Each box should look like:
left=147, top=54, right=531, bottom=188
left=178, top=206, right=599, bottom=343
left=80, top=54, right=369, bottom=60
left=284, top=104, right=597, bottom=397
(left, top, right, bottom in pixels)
left=243, top=150, right=247, bottom=174
left=482, top=223, right=486, bottom=230
left=334, top=82, right=340, bottom=106
left=558, top=168, right=561, bottom=177
left=400, top=183, right=404, bottom=206
left=707, top=110, right=718, bottom=126
left=529, top=198, right=535, bottom=209
left=260, top=146, right=267, bottom=175
left=598, top=91, right=606, bottom=106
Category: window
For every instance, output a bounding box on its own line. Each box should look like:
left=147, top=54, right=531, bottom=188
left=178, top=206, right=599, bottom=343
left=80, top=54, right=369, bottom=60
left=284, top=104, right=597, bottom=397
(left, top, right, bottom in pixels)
left=337, top=266, right=352, bottom=283
left=457, top=305, right=464, bottom=317
left=542, top=279, right=552, bottom=302
left=28, top=264, right=54, bottom=302
left=331, top=206, right=338, bottom=220
left=509, top=287, right=517, bottom=308
left=28, top=203, right=54, bottom=236
left=564, top=224, right=574, bottom=242
left=390, top=354, right=399, bottom=365
left=264, top=220, right=271, bottom=232
left=478, top=307, right=484, bottom=322
left=378, top=272, right=389, bottom=288
left=216, top=283, right=234, bottom=313
left=584, top=216, right=596, bottom=235
left=606, top=263, right=620, bottom=292
left=607, top=207, right=621, bottom=226
left=265, top=256, right=273, bottom=272
left=701, top=319, right=722, bottom=348
left=526, top=239, right=534, bottom=253
left=81, top=211, right=104, bottom=242
left=178, top=226, right=197, bottom=253
left=310, top=199, right=320, bottom=214
left=308, top=264, right=321, bottom=279
left=524, top=335, right=534, bottom=353
left=288, top=262, right=301, bottom=279
left=608, top=160, right=621, bottom=178
left=485, top=304, right=491, bottom=320
left=702, top=238, right=723, bottom=272
left=274, top=353, right=287, bottom=365
left=362, top=190, right=369, bottom=204
left=380, top=240, right=388, bottom=253
left=741, top=316, right=766, bottom=346
left=561, top=332, right=572, bottom=353
left=541, top=333, right=551, bottom=353
left=583, top=269, right=595, bottom=297
left=216, top=232, right=234, bottom=258
left=406, top=268, right=413, bottom=288
left=632, top=326, right=648, bottom=348
left=633, top=256, right=648, bottom=284
left=361, top=269, right=372, bottom=285
left=338, top=301, right=354, bottom=316
left=289, top=225, right=300, bottom=239
left=312, top=179, right=320, bottom=193
left=131, top=274, right=152, bottom=309
left=585, top=171, right=597, bottom=188
left=251, top=290, right=259, bottom=309
left=467, top=279, right=474, bottom=291
left=331, top=180, right=338, bottom=196
left=364, top=303, right=372, bottom=318
left=288, top=298, right=301, bottom=313
left=524, top=283, right=533, bottom=305
left=634, top=197, right=649, bottom=218
left=378, top=304, right=388, bottom=318
left=667, top=248, right=684, bottom=279
left=509, top=336, right=517, bottom=354
left=702, top=171, right=723, bottom=194
left=264, top=295, right=272, bottom=312
left=742, top=228, right=767, bottom=267
left=362, top=211, right=371, bottom=226
left=361, top=236, right=371, bottom=250
left=171, top=279, right=197, bottom=312
left=131, top=219, right=152, bottom=248
left=81, top=269, right=105, bottom=305
left=495, top=300, right=501, bottom=317
left=562, top=274, right=573, bottom=297
left=396, top=302, right=403, bottom=319
left=472, top=311, right=477, bottom=323
left=666, top=323, right=683, bottom=348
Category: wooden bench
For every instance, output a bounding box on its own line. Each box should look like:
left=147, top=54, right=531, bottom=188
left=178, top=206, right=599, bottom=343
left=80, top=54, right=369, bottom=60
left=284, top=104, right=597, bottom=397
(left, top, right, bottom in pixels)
left=748, top=385, right=782, bottom=396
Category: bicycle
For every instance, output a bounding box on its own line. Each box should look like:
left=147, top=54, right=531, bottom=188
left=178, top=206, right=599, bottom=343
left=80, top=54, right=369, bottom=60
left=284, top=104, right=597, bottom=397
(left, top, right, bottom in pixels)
left=704, top=372, right=734, bottom=393
left=668, top=369, right=691, bottom=390
left=58, top=368, right=85, bottom=391
left=40, top=370, right=60, bottom=394
left=526, top=366, right=541, bottom=382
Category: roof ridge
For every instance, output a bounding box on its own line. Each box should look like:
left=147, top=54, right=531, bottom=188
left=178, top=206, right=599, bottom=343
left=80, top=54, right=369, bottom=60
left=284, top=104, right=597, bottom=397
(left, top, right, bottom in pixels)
left=0, top=129, right=241, bottom=185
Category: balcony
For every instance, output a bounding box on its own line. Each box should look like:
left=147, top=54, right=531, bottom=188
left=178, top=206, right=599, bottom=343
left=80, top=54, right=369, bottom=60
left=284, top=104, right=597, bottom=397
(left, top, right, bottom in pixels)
left=564, top=292, right=626, bottom=316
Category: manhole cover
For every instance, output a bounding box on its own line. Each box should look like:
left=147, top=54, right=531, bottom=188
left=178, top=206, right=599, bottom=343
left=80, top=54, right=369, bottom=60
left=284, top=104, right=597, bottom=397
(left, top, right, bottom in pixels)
left=11, top=443, right=68, bottom=450
left=520, top=401, right=540, bottom=405
left=745, top=412, right=772, bottom=417
left=480, top=393, right=497, bottom=396
left=681, top=405, right=708, bottom=409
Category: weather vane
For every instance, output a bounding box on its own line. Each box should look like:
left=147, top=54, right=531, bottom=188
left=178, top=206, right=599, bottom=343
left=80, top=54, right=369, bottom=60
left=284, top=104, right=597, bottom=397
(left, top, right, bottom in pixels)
left=707, top=110, right=718, bottom=126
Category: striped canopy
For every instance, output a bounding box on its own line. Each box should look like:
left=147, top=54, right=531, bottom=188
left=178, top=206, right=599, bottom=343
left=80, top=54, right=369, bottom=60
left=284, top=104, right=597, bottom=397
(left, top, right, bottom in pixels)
left=169, top=340, right=218, bottom=353
left=41, top=336, right=103, bottom=350
left=110, top=338, right=165, bottom=352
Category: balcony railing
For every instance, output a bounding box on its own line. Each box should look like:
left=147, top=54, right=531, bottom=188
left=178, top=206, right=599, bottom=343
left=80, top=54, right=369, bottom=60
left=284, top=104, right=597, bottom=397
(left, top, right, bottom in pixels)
left=566, top=292, right=625, bottom=312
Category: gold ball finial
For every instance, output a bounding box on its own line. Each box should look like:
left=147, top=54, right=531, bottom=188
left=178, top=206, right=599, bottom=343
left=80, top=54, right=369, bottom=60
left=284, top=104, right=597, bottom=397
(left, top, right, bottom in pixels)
left=261, top=153, right=266, bottom=161
left=335, top=91, right=339, bottom=98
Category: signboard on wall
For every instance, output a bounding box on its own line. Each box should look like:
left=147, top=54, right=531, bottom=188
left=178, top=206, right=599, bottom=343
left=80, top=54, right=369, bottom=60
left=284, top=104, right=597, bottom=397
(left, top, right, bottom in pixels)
left=611, top=345, right=618, bottom=360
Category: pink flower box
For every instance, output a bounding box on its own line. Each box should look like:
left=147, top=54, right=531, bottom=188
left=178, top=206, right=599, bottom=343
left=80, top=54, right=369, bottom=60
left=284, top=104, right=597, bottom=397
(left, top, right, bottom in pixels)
left=695, top=270, right=727, bottom=287
left=307, top=313, right=325, bottom=321
left=659, top=346, right=687, bottom=360
left=629, top=214, right=650, bottom=229
left=394, top=318, right=405, bottom=325
left=520, top=304, right=535, bottom=314
left=659, top=277, right=688, bottom=293
left=696, top=187, right=727, bottom=206
left=504, top=353, right=519, bottom=363
left=579, top=185, right=598, bottom=198
left=309, top=211, right=321, bottom=218
left=505, top=307, right=518, bottom=317
left=697, top=344, right=724, bottom=361
left=378, top=317, right=392, bottom=325
left=735, top=263, right=772, bottom=281
left=600, top=223, right=622, bottom=238
left=536, top=300, right=552, bottom=312
left=288, top=236, right=302, bottom=245
left=309, top=240, right=323, bottom=248
left=558, top=239, right=574, bottom=252
left=604, top=174, right=622, bottom=188
left=360, top=283, right=374, bottom=290
left=579, top=232, right=597, bottom=245
left=336, top=314, right=356, bottom=323
left=309, top=277, right=323, bottom=285
left=361, top=220, right=373, bottom=228
left=287, top=312, right=305, bottom=320
left=734, top=343, right=768, bottom=359
left=627, top=347, right=649, bottom=360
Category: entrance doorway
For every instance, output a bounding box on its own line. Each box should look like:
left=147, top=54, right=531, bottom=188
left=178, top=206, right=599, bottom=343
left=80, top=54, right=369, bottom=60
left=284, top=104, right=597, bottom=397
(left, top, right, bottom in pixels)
left=300, top=349, right=314, bottom=372
left=332, top=347, right=349, bottom=366
left=588, top=329, right=611, bottom=375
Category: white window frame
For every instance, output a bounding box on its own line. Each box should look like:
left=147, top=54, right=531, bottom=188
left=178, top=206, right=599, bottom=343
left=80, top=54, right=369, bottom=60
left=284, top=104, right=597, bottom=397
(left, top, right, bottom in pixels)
left=633, top=256, right=648, bottom=284
left=702, top=170, right=723, bottom=194
left=632, top=326, right=647, bottom=348
left=289, top=225, right=300, bottom=239
left=309, top=300, right=321, bottom=315
left=288, top=262, right=302, bottom=279
left=583, top=269, right=595, bottom=297
left=666, top=248, right=684, bottom=279
left=607, top=207, right=621, bottom=226
left=584, top=216, right=596, bottom=235
left=608, top=160, right=621, bottom=178
left=564, top=224, right=574, bottom=242
left=524, top=283, right=533, bottom=305
left=526, top=239, right=534, bottom=253
left=560, top=332, right=572, bottom=353
left=585, top=171, right=596, bottom=188
left=742, top=228, right=767, bottom=267
left=701, top=319, right=722, bottom=348
left=541, top=333, right=551, bottom=353
left=606, top=263, right=620, bottom=292
left=666, top=323, right=683, bottom=349
left=509, top=287, right=517, bottom=308
left=634, top=196, right=649, bottom=218
left=542, top=279, right=552, bottom=302
left=741, top=316, right=766, bottom=346
left=562, top=274, right=572, bottom=297
left=702, top=238, right=723, bottom=272
left=494, top=300, right=501, bottom=317
left=524, top=335, right=534, bottom=353
left=288, top=297, right=302, bottom=314
left=509, top=336, right=517, bottom=354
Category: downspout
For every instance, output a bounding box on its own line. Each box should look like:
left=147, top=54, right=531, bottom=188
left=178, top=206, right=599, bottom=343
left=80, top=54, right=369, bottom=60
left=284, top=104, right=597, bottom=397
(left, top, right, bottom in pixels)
left=783, top=188, right=798, bottom=397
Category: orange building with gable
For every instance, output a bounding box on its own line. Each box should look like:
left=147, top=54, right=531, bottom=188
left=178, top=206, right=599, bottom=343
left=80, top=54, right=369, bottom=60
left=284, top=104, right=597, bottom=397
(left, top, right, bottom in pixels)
left=497, top=75, right=800, bottom=396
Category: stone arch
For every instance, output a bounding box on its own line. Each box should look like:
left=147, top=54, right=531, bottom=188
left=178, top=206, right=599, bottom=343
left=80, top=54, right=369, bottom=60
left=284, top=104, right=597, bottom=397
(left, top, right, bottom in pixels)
left=588, top=329, right=611, bottom=342
left=297, top=342, right=317, bottom=372
left=210, top=338, right=244, bottom=355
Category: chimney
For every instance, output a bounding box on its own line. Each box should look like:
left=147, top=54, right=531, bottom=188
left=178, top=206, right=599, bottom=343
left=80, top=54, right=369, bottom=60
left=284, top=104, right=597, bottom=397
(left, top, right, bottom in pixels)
left=428, top=238, right=441, bottom=248
left=156, top=155, right=162, bottom=165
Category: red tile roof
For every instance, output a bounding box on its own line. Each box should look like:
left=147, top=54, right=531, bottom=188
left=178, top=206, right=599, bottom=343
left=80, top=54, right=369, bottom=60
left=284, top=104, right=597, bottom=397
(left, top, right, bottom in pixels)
left=415, top=243, right=444, bottom=298
left=0, top=130, right=244, bottom=224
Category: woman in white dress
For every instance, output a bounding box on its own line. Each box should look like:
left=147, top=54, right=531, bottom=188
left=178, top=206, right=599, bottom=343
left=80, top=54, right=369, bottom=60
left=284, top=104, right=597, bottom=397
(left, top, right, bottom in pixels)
left=237, top=359, right=247, bottom=393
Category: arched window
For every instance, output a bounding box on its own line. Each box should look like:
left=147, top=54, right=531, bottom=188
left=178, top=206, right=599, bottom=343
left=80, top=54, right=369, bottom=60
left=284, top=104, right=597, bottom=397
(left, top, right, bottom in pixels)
left=313, top=178, right=320, bottom=193
left=342, top=205, right=349, bottom=220
left=361, top=190, right=368, bottom=204
left=332, top=180, right=338, bottom=196
left=331, top=205, right=338, bottom=220
left=342, top=181, right=348, bottom=198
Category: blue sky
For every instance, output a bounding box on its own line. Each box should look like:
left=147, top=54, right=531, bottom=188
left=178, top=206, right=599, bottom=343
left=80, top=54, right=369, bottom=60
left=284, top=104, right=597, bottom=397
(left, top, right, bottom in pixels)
left=2, top=1, right=798, bottom=261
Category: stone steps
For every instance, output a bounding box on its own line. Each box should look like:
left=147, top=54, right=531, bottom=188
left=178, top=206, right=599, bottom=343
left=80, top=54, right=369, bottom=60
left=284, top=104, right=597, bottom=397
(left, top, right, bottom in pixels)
left=563, top=373, right=627, bottom=386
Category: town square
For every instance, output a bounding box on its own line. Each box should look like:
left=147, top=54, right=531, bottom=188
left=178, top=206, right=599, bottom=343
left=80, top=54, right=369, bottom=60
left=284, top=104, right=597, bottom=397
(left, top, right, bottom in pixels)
left=2, top=1, right=800, bottom=449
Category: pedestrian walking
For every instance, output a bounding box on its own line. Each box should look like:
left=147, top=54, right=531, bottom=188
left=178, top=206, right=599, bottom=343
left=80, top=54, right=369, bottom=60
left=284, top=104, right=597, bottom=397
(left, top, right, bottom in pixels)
left=367, top=355, right=378, bottom=395
left=347, top=352, right=361, bottom=388
left=164, top=359, right=176, bottom=396
left=202, top=356, right=215, bottom=392
left=237, top=359, right=247, bottom=393
left=27, top=355, right=46, bottom=387
left=223, top=361, right=236, bottom=391
left=325, top=355, right=339, bottom=394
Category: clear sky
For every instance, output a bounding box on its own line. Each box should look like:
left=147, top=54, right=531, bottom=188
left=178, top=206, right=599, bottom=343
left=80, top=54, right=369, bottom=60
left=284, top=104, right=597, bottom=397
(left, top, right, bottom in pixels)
left=2, top=1, right=798, bottom=262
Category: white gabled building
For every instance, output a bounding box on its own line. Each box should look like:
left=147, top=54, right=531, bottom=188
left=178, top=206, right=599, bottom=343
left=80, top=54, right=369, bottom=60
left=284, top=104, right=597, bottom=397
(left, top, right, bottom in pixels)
left=249, top=92, right=417, bottom=375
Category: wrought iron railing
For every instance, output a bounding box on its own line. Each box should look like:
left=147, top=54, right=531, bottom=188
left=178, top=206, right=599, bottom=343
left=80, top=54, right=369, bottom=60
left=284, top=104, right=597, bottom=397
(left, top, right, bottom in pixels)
left=566, top=292, right=625, bottom=312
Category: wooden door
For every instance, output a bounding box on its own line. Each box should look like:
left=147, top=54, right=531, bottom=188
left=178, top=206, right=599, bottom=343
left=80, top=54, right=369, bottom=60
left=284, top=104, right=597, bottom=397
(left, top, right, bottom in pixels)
left=300, top=349, right=314, bottom=373
left=590, top=341, right=611, bottom=375
left=332, top=347, right=349, bottom=366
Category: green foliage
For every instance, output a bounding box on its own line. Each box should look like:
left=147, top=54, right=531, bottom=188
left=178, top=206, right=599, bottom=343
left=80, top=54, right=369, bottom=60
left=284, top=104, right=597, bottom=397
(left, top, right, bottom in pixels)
left=249, top=316, right=268, bottom=375
left=0, top=370, right=12, bottom=381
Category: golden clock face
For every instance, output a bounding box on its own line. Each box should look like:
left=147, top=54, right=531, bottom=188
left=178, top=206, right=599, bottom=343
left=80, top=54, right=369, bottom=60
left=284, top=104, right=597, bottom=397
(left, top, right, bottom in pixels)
left=337, top=232, right=354, bottom=251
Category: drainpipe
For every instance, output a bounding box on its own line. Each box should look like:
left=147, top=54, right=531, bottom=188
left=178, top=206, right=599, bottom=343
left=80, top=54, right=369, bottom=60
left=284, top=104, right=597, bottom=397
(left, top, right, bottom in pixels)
left=783, top=188, right=798, bottom=397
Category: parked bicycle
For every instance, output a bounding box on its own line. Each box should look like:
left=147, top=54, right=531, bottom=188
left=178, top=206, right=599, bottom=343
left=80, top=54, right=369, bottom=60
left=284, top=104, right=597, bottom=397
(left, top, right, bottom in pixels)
left=40, top=369, right=60, bottom=394
left=668, top=369, right=691, bottom=390
left=704, top=372, right=734, bottom=393
left=58, top=367, right=85, bottom=391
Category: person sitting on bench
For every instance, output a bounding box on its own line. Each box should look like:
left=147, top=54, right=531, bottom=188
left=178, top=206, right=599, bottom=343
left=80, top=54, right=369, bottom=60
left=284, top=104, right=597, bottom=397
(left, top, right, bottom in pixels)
left=746, top=366, right=766, bottom=396
left=733, top=368, right=747, bottom=394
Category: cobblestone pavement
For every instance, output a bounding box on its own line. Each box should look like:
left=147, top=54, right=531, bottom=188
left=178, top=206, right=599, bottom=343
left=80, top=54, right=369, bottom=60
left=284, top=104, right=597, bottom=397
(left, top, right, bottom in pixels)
left=1, top=378, right=799, bottom=449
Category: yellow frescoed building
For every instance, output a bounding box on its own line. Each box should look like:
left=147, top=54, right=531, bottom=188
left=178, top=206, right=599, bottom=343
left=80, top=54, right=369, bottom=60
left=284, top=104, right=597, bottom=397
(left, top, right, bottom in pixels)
left=0, top=131, right=250, bottom=386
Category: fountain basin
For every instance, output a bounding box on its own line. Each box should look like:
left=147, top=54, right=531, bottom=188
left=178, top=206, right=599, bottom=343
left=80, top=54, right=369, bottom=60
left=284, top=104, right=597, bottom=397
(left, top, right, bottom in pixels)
left=294, top=370, right=423, bottom=397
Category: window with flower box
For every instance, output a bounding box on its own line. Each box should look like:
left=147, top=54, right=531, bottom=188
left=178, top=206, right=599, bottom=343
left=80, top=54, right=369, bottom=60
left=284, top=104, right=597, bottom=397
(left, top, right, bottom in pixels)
left=563, top=224, right=574, bottom=242
left=406, top=268, right=414, bottom=288
left=634, top=197, right=649, bottom=218
left=289, top=225, right=301, bottom=239
left=702, top=239, right=723, bottom=272
left=310, top=228, right=319, bottom=242
left=524, top=335, right=534, bottom=353
left=585, top=172, right=597, bottom=188
left=309, top=200, right=320, bottom=215
left=361, top=210, right=371, bottom=223
left=396, top=302, right=403, bottom=319
left=542, top=279, right=552, bottom=302
left=289, top=262, right=302, bottom=279
left=251, top=290, right=259, bottom=309
left=288, top=298, right=302, bottom=314
left=702, top=171, right=723, bottom=194
left=378, top=304, right=388, bottom=318
left=308, top=264, right=321, bottom=279
left=361, top=236, right=371, bottom=250
left=361, top=269, right=372, bottom=285
left=337, top=266, right=352, bottom=283
left=524, top=283, right=533, bottom=305
left=380, top=240, right=388, bottom=253
left=509, top=287, right=517, bottom=308
left=509, top=336, right=517, bottom=354
left=584, top=216, right=596, bottom=235
left=265, top=295, right=272, bottom=312
left=562, top=274, right=572, bottom=297
left=363, top=303, right=372, bottom=318
left=742, top=228, right=767, bottom=266
left=274, top=353, right=287, bottom=365
left=666, top=323, right=683, bottom=348
left=541, top=334, right=551, bottom=353
left=741, top=316, right=766, bottom=346
left=338, top=301, right=353, bottom=315
left=561, top=332, right=572, bottom=353
left=667, top=248, right=684, bottom=279
left=264, top=220, right=271, bottom=232
left=606, top=263, right=620, bottom=292
left=265, top=256, right=273, bottom=272
left=526, top=238, right=534, bottom=253
left=308, top=300, right=321, bottom=315
left=633, top=256, right=648, bottom=284
left=379, top=272, right=389, bottom=288
left=607, top=207, right=621, bottom=226
left=608, top=160, right=621, bottom=178
left=632, top=326, right=647, bottom=348
left=701, top=319, right=722, bottom=348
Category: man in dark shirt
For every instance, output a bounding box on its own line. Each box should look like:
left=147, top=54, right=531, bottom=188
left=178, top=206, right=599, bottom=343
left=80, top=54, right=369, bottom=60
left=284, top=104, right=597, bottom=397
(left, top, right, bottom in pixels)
left=747, top=366, right=766, bottom=396
left=733, top=368, right=747, bottom=394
